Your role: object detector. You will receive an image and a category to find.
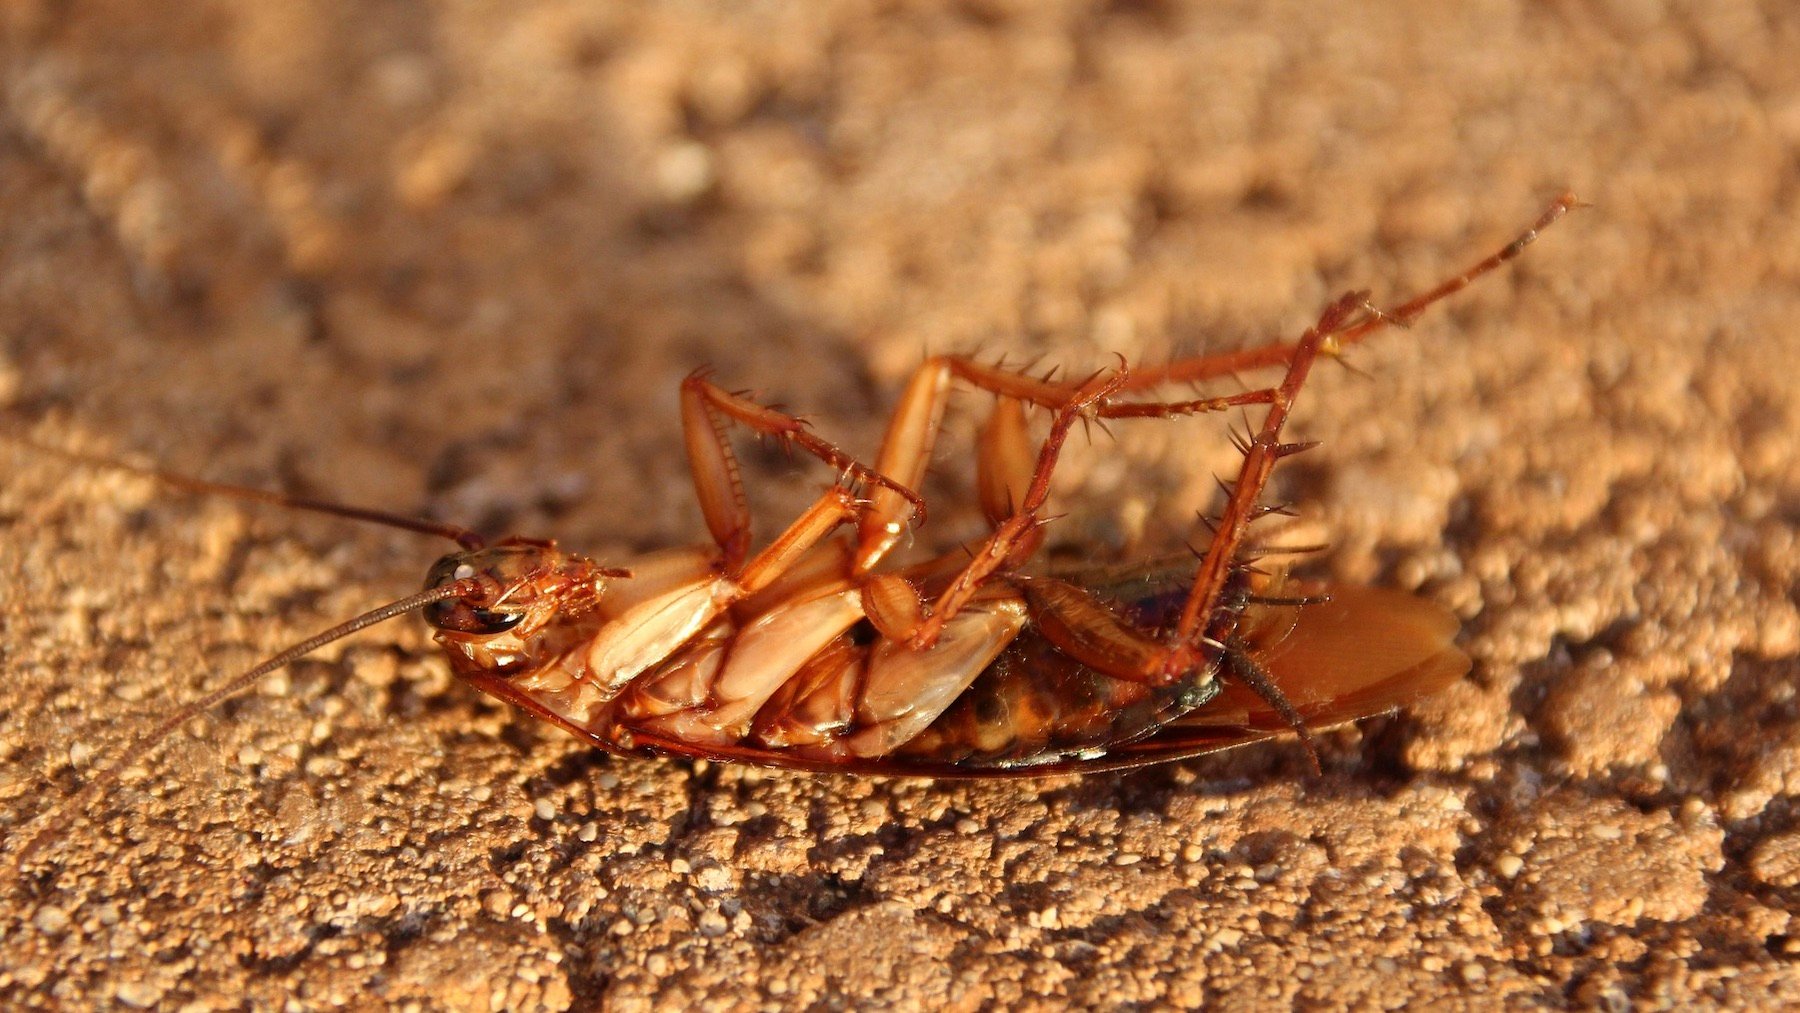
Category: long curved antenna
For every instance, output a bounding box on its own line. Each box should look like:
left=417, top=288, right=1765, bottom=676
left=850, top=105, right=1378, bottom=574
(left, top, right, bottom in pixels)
left=8, top=580, right=477, bottom=873
left=13, top=437, right=485, bottom=549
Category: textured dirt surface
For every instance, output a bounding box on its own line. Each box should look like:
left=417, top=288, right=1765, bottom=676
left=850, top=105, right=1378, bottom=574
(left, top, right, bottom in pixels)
left=2, top=1, right=1798, bottom=1009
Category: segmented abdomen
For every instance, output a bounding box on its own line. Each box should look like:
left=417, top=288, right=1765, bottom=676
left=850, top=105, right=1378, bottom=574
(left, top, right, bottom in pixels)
left=606, top=587, right=1041, bottom=761
left=593, top=564, right=1223, bottom=769
left=450, top=561, right=1465, bottom=773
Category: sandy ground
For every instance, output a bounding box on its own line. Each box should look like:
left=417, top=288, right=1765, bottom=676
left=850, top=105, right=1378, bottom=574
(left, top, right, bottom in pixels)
left=2, top=1, right=1798, bottom=1009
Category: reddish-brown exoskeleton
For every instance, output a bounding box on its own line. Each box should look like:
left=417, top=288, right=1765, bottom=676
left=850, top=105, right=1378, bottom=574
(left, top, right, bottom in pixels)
left=13, top=194, right=1579, bottom=863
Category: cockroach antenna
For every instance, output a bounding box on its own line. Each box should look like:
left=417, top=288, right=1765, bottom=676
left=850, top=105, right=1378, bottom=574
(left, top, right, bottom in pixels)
left=2, top=437, right=502, bottom=871
left=9, top=581, right=478, bottom=874
left=15, top=437, right=487, bottom=549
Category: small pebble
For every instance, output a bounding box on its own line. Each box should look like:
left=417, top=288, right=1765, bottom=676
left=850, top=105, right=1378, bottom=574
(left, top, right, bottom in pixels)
left=115, top=982, right=163, bottom=1009
left=655, top=142, right=714, bottom=203
left=32, top=906, right=70, bottom=935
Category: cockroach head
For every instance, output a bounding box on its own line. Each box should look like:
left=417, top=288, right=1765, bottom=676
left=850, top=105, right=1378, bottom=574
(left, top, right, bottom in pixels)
left=421, top=542, right=623, bottom=638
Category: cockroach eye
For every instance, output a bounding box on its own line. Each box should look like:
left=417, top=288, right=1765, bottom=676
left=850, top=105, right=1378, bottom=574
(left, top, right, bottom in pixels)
left=424, top=599, right=526, bottom=635
left=421, top=552, right=530, bottom=635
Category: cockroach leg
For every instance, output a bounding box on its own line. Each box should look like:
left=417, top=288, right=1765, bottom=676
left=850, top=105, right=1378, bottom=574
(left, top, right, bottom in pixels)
left=906, top=366, right=1131, bottom=650
left=1223, top=638, right=1325, bottom=774
left=876, top=294, right=1361, bottom=663
left=854, top=361, right=953, bottom=570
left=679, top=371, right=925, bottom=571
left=1120, top=190, right=1586, bottom=391
left=1161, top=292, right=1365, bottom=679
left=855, top=354, right=1305, bottom=577
left=854, top=354, right=1145, bottom=571
left=862, top=335, right=1353, bottom=655
left=1019, top=577, right=1168, bottom=679
left=975, top=395, right=1034, bottom=530
left=734, top=484, right=861, bottom=594
left=927, top=290, right=1366, bottom=761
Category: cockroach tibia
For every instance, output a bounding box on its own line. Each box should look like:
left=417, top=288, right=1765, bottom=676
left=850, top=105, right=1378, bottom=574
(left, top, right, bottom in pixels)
left=12, top=194, right=1581, bottom=863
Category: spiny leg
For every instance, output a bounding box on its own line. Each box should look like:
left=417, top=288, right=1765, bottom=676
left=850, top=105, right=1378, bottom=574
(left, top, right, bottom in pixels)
left=866, top=359, right=1328, bottom=647
left=680, top=371, right=925, bottom=572
left=856, top=354, right=1273, bottom=572
left=1223, top=637, right=1324, bottom=774
left=734, top=485, right=863, bottom=595
left=1157, top=292, right=1364, bottom=680
left=1117, top=191, right=1584, bottom=393
left=917, top=337, right=1357, bottom=661
left=879, top=195, right=1578, bottom=755
left=959, top=294, right=1362, bottom=765
left=855, top=355, right=1098, bottom=571
left=980, top=386, right=1287, bottom=518
left=923, top=285, right=1497, bottom=764
left=683, top=350, right=1287, bottom=653
left=858, top=192, right=1581, bottom=646
left=849, top=390, right=1039, bottom=643
left=1013, top=293, right=1369, bottom=771
left=905, top=367, right=1130, bottom=649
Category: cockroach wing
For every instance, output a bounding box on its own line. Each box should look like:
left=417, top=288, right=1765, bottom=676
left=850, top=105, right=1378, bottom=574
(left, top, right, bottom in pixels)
left=1185, top=584, right=1469, bottom=732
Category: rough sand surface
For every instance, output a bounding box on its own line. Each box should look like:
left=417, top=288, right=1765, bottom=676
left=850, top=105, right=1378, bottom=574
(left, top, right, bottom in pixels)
left=3, top=1, right=1798, bottom=1009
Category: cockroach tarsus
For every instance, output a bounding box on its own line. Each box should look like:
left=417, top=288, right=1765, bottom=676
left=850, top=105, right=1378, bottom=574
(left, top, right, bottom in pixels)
left=9, top=192, right=1582, bottom=866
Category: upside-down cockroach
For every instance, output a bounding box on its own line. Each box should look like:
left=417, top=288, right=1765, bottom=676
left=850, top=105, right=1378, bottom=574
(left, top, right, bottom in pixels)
left=10, top=193, right=1581, bottom=865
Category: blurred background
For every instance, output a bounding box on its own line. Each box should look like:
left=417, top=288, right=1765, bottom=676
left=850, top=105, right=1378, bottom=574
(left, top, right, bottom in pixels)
left=4, top=0, right=1668, bottom=550
left=3, top=2, right=1797, bottom=1008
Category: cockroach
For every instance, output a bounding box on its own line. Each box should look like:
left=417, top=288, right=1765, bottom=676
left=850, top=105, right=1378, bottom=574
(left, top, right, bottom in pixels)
left=10, top=193, right=1581, bottom=866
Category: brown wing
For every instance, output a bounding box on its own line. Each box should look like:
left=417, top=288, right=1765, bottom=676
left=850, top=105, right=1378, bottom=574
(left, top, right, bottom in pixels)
left=1180, top=583, right=1469, bottom=733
